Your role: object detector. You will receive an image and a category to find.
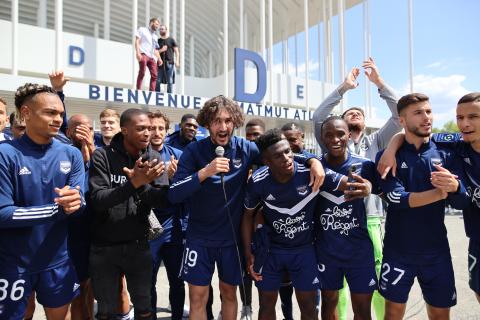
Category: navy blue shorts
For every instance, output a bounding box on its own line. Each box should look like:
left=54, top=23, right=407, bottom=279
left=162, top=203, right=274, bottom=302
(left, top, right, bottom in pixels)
left=180, top=239, right=242, bottom=286
left=255, top=246, right=320, bottom=292
left=468, top=239, right=480, bottom=295
left=317, top=261, right=377, bottom=294
left=378, top=255, right=456, bottom=308
left=0, top=259, right=79, bottom=319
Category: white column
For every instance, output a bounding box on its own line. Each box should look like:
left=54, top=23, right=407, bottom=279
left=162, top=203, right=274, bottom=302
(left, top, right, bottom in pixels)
left=260, top=0, right=265, bottom=59
left=93, top=22, right=99, bottom=38
left=408, top=0, right=414, bottom=92
left=322, top=1, right=329, bottom=82
left=317, top=23, right=321, bottom=80
left=208, top=51, right=213, bottom=78
left=180, top=0, right=185, bottom=94
left=132, top=0, right=138, bottom=88
left=244, top=13, right=248, bottom=49
left=104, top=0, right=110, bottom=40
left=164, top=0, right=170, bottom=31
left=294, top=24, right=298, bottom=77
left=37, top=0, right=47, bottom=28
left=338, top=0, right=345, bottom=80
left=338, top=0, right=345, bottom=112
left=189, top=35, right=195, bottom=77
left=55, top=0, right=63, bottom=70
left=11, top=0, right=18, bottom=75
left=363, top=0, right=371, bottom=117
left=304, top=0, right=309, bottom=111
left=172, top=0, right=177, bottom=38
left=328, top=0, right=334, bottom=82
left=239, top=0, right=244, bottom=48
left=282, top=29, right=288, bottom=74
left=223, top=0, right=228, bottom=95
left=145, top=0, right=150, bottom=26
left=268, top=0, right=273, bottom=103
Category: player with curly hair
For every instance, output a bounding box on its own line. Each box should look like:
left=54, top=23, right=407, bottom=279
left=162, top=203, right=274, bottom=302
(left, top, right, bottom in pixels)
left=169, top=95, right=326, bottom=320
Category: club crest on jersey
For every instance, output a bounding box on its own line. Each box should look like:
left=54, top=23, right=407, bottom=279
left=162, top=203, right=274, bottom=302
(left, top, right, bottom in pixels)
left=360, top=141, right=369, bottom=151
left=296, top=185, right=309, bottom=196
left=431, top=158, right=443, bottom=166
left=59, top=161, right=71, bottom=174
left=470, top=187, right=480, bottom=208
left=233, top=158, right=242, bottom=169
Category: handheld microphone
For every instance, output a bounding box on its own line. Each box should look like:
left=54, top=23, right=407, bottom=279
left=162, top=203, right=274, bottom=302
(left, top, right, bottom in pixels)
left=215, top=146, right=225, bottom=182
left=215, top=146, right=225, bottom=157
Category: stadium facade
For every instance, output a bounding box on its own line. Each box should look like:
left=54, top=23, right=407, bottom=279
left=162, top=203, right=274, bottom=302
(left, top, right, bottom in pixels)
left=0, top=0, right=373, bottom=150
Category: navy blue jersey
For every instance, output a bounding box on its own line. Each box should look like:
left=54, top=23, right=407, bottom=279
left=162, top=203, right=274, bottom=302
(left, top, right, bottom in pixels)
left=433, top=133, right=480, bottom=242
left=93, top=133, right=106, bottom=148
left=166, top=130, right=197, bottom=151
left=169, top=136, right=317, bottom=246
left=245, top=162, right=344, bottom=250
left=0, top=134, right=85, bottom=273
left=169, top=136, right=259, bottom=246
left=376, top=139, right=468, bottom=264
left=316, top=153, right=379, bottom=267
left=154, top=144, right=184, bottom=244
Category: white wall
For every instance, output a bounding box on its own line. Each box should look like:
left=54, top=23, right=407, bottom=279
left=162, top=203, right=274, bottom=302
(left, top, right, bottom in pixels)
left=0, top=19, right=340, bottom=110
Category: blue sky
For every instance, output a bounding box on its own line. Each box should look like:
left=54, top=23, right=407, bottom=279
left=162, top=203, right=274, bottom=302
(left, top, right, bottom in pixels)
left=272, top=0, right=480, bottom=127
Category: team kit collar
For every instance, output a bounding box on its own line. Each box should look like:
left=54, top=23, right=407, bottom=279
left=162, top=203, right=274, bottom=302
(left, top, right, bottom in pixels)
left=20, top=133, right=54, bottom=149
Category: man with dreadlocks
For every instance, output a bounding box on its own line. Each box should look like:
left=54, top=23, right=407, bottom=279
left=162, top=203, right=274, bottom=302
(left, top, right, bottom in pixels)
left=0, top=83, right=85, bottom=319
left=169, top=95, right=326, bottom=320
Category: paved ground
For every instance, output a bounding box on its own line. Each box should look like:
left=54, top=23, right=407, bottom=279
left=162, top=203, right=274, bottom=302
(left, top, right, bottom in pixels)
left=33, top=216, right=480, bottom=319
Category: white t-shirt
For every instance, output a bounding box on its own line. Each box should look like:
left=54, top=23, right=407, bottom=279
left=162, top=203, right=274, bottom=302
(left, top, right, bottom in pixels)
left=135, top=27, right=159, bottom=59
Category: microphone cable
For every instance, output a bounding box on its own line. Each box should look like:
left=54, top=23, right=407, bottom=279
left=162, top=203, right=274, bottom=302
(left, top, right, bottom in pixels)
left=219, top=168, right=248, bottom=311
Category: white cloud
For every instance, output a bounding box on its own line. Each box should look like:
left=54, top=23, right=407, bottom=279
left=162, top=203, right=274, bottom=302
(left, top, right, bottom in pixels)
left=400, top=74, right=469, bottom=126
left=426, top=61, right=443, bottom=69
left=272, top=60, right=320, bottom=79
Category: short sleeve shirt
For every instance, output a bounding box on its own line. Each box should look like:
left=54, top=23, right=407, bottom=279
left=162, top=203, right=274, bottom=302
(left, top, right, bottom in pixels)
left=135, top=26, right=159, bottom=58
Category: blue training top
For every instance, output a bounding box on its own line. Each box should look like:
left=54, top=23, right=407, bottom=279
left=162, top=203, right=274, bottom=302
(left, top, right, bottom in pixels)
left=316, top=153, right=379, bottom=267
left=168, top=136, right=259, bottom=246
left=245, top=161, right=344, bottom=251
left=375, top=139, right=468, bottom=264
left=0, top=134, right=85, bottom=273
left=153, top=144, right=184, bottom=244
left=166, top=130, right=197, bottom=151
left=432, top=133, right=480, bottom=242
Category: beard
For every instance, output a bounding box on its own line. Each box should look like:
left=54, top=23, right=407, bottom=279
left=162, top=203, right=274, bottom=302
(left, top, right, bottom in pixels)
left=348, top=123, right=363, bottom=133
left=408, top=124, right=431, bottom=138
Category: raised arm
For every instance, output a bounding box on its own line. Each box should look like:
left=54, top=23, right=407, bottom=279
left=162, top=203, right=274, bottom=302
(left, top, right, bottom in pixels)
left=362, top=57, right=402, bottom=149
left=49, top=71, right=70, bottom=134
left=313, top=67, right=360, bottom=146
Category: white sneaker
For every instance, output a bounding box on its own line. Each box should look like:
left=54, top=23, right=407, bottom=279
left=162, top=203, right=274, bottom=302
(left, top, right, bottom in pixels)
left=240, top=305, right=252, bottom=320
